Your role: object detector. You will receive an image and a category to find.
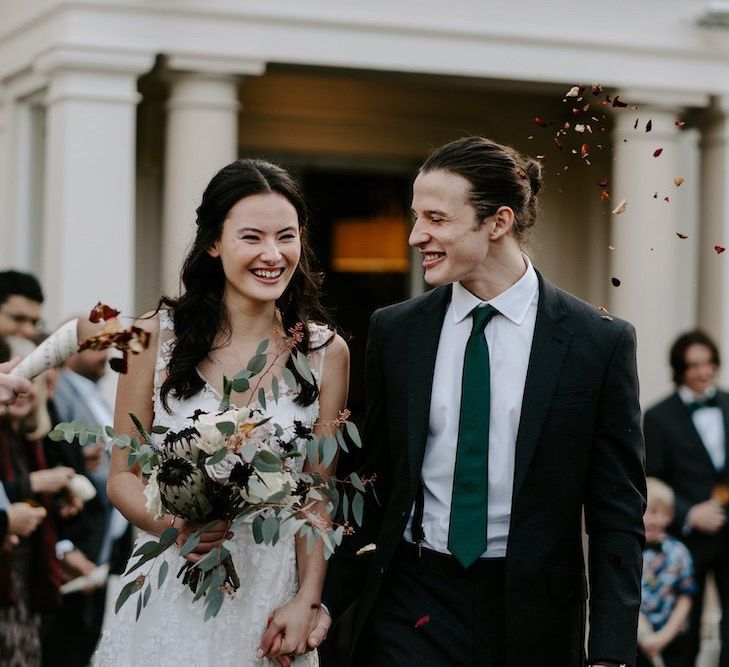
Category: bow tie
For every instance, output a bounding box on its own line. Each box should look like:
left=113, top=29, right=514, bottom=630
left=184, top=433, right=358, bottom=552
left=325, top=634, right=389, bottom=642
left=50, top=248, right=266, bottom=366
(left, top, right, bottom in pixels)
left=644, top=541, right=663, bottom=552
left=686, top=395, right=720, bottom=414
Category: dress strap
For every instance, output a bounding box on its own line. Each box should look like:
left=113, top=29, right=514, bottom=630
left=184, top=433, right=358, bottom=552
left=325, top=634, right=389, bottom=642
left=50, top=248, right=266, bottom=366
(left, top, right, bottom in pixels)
left=305, top=322, right=333, bottom=384
left=153, top=308, right=176, bottom=393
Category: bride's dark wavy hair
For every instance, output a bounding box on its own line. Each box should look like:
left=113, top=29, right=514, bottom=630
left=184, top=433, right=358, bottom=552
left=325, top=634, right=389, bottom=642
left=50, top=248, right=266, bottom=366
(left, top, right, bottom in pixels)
left=158, top=158, right=333, bottom=412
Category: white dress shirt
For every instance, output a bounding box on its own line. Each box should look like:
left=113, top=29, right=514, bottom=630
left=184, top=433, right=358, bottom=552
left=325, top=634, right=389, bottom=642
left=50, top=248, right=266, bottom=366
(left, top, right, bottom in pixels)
left=678, top=385, right=725, bottom=471
left=405, top=256, right=539, bottom=558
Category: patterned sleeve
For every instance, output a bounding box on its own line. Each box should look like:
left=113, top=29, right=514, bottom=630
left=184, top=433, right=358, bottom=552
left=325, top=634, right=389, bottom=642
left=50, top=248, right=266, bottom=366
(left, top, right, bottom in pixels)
left=674, top=539, right=697, bottom=597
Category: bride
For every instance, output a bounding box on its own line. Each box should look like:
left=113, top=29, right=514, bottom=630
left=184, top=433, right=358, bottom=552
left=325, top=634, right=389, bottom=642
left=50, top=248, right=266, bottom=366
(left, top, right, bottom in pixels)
left=95, top=159, right=348, bottom=666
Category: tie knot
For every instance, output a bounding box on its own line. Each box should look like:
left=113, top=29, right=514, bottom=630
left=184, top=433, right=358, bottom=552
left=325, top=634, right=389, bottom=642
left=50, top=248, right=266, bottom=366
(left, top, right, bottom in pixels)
left=470, top=304, right=498, bottom=333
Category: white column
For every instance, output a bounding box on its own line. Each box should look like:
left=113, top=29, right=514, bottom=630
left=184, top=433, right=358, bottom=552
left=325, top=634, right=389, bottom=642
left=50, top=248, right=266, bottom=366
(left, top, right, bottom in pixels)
left=35, top=47, right=154, bottom=326
left=698, top=97, right=729, bottom=386
left=160, top=70, right=240, bottom=295
left=0, top=90, right=9, bottom=266
left=609, top=95, right=693, bottom=405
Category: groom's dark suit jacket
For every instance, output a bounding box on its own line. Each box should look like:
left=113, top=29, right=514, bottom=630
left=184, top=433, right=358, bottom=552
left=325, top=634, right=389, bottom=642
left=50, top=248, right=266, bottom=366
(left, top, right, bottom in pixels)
left=324, top=274, right=646, bottom=666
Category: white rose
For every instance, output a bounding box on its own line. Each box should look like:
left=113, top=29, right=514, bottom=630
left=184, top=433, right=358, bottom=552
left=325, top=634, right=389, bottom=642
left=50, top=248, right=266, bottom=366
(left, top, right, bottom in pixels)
left=143, top=467, right=165, bottom=520
left=240, top=471, right=295, bottom=504
left=205, top=451, right=241, bottom=485
left=194, top=410, right=235, bottom=454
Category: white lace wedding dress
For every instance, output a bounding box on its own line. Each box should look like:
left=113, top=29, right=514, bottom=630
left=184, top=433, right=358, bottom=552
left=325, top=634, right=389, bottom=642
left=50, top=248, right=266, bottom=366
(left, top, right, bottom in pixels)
left=95, top=310, right=326, bottom=666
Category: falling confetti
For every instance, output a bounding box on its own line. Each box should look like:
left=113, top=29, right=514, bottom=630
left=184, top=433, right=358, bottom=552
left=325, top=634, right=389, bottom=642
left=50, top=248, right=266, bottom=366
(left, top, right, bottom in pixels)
left=534, top=117, right=548, bottom=127
left=676, top=233, right=688, bottom=240
left=565, top=85, right=582, bottom=98
left=612, top=199, right=628, bottom=214
left=715, top=245, right=726, bottom=255
left=674, top=177, right=685, bottom=187
left=415, top=615, right=431, bottom=629
left=633, top=118, right=639, bottom=130
left=653, top=148, right=663, bottom=157
left=592, top=84, right=604, bottom=95
left=664, top=196, right=670, bottom=203
left=611, top=277, right=621, bottom=287
left=356, top=544, right=377, bottom=556
left=675, top=120, right=686, bottom=128
left=600, top=191, right=610, bottom=201
left=596, top=179, right=609, bottom=187
left=645, top=119, right=653, bottom=132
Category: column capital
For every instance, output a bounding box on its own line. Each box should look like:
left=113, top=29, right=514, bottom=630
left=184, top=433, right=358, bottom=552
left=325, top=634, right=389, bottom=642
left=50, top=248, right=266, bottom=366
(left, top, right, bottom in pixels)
left=614, top=88, right=710, bottom=112
left=166, top=52, right=266, bottom=78
left=34, top=46, right=155, bottom=107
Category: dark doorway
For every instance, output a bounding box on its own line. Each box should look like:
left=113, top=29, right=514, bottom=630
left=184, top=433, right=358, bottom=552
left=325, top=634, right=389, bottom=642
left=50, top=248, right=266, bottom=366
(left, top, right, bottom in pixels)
left=301, top=167, right=413, bottom=426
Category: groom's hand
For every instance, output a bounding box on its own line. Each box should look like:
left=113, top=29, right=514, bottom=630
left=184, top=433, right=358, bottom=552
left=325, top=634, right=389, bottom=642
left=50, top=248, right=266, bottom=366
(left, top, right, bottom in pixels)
left=307, top=606, right=331, bottom=649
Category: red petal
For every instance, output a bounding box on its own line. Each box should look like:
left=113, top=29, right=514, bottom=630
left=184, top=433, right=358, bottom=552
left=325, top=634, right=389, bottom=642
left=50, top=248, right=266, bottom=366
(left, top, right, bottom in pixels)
left=580, top=143, right=590, bottom=158
left=592, top=84, right=604, bottom=95
left=109, top=352, right=129, bottom=374
left=633, top=118, right=639, bottom=130
left=612, top=95, right=628, bottom=108
left=611, top=277, right=621, bottom=287
left=664, top=196, right=670, bottom=203
left=715, top=245, right=726, bottom=255
left=89, top=302, right=121, bottom=323
left=653, top=148, right=663, bottom=157
left=676, top=233, right=688, bottom=240
left=596, top=179, right=609, bottom=187
left=675, top=120, right=686, bottom=128
left=646, top=119, right=652, bottom=132
left=533, top=117, right=548, bottom=127
left=414, top=615, right=431, bottom=629
left=600, top=191, right=610, bottom=201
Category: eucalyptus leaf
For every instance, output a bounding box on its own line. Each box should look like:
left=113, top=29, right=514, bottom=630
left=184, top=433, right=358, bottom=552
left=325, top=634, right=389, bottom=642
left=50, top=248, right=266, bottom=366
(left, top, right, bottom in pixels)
left=350, top=472, right=366, bottom=493
left=255, top=339, right=269, bottom=355
left=204, top=588, right=225, bottom=621
left=159, top=527, right=178, bottom=545
left=135, top=593, right=143, bottom=620
left=215, top=421, right=235, bottom=436
left=345, top=421, right=362, bottom=448
left=271, top=376, right=279, bottom=403
left=129, top=412, right=152, bottom=442
left=232, top=377, right=250, bottom=393
left=352, top=492, right=364, bottom=527
left=321, top=436, right=337, bottom=467
left=342, top=492, right=349, bottom=522
left=257, top=388, right=266, bottom=411
left=335, top=429, right=349, bottom=454
left=283, top=367, right=297, bottom=391
left=234, top=369, right=253, bottom=381
left=151, top=425, right=169, bottom=434
left=306, top=439, right=318, bottom=465
left=261, top=515, right=279, bottom=544
left=115, top=580, right=139, bottom=613
left=133, top=540, right=163, bottom=558
left=179, top=533, right=201, bottom=557
left=207, top=448, right=228, bottom=465
left=143, top=584, right=152, bottom=607
left=292, top=352, right=314, bottom=385
left=247, top=354, right=267, bottom=376
left=252, top=516, right=264, bottom=544
left=158, top=560, right=169, bottom=589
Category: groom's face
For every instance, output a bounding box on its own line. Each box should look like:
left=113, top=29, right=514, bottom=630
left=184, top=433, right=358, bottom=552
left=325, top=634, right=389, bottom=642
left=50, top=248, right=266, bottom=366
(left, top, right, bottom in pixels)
left=410, top=169, right=492, bottom=287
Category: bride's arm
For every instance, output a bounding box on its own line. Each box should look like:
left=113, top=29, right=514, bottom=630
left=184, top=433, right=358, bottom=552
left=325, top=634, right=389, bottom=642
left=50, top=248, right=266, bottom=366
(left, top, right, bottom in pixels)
left=259, top=333, right=350, bottom=659
left=107, top=313, right=170, bottom=536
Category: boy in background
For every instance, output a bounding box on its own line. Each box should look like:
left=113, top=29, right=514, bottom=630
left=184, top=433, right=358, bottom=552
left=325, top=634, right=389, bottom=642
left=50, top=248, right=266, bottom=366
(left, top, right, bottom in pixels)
left=638, top=477, right=695, bottom=667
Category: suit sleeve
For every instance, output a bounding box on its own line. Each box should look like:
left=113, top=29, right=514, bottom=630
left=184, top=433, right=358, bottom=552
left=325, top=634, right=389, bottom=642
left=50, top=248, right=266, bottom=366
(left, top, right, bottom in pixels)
left=644, top=409, right=692, bottom=530
left=323, top=309, right=391, bottom=621
left=585, top=323, right=646, bottom=665
left=0, top=509, right=7, bottom=543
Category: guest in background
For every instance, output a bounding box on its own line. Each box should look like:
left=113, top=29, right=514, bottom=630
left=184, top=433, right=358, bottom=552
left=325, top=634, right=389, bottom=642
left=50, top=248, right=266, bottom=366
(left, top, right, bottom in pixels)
left=42, top=335, right=131, bottom=666
left=0, top=337, right=72, bottom=667
left=0, top=270, right=44, bottom=340
left=645, top=330, right=729, bottom=667
left=638, top=477, right=695, bottom=667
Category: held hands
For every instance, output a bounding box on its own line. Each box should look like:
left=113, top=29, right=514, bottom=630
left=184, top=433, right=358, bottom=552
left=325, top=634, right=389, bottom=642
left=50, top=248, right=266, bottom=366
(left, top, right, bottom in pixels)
left=688, top=500, right=726, bottom=534
left=258, top=594, right=331, bottom=665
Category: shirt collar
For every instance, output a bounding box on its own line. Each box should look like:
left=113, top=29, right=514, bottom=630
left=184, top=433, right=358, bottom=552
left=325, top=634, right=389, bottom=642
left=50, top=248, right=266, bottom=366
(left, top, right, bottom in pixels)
left=63, top=368, right=98, bottom=395
left=451, top=254, right=539, bottom=326
left=678, top=385, right=718, bottom=404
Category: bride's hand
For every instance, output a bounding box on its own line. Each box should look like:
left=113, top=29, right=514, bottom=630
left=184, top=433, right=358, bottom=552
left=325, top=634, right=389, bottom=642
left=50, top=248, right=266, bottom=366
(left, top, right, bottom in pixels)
left=173, top=518, right=231, bottom=563
left=258, top=593, right=321, bottom=660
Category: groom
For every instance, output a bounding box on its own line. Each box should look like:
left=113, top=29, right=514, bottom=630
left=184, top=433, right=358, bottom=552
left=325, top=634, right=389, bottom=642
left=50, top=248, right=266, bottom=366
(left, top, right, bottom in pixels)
left=320, top=136, right=646, bottom=666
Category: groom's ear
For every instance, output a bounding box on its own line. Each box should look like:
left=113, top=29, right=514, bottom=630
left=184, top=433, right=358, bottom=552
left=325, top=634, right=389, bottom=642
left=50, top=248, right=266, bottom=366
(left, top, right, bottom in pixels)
left=488, top=206, right=515, bottom=240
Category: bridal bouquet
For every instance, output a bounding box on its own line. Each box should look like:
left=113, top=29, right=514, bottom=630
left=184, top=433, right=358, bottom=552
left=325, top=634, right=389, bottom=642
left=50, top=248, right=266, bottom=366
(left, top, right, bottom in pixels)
left=49, top=319, right=365, bottom=622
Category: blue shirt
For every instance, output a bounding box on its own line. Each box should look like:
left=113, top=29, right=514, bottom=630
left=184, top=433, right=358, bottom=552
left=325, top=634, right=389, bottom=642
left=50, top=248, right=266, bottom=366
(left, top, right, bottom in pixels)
left=641, top=535, right=695, bottom=631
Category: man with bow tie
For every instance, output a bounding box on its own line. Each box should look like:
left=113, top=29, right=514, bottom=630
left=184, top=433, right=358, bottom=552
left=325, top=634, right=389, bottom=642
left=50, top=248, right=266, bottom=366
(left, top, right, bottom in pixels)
left=645, top=330, right=729, bottom=666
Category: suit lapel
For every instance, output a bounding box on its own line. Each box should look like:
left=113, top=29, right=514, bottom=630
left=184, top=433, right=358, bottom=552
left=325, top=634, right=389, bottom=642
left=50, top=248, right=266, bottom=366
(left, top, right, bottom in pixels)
left=669, top=393, right=719, bottom=472
left=512, top=275, right=572, bottom=501
left=406, top=285, right=451, bottom=493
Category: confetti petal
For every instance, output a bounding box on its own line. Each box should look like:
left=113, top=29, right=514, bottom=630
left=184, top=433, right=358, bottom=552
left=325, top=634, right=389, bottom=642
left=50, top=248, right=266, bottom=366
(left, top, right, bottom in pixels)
left=565, top=85, right=582, bottom=98
left=633, top=118, right=639, bottom=130
left=534, top=117, right=548, bottom=127
left=715, top=245, right=726, bottom=255
left=600, top=191, right=610, bottom=201
left=611, top=277, right=621, bottom=287
left=674, top=176, right=685, bottom=187
left=612, top=199, right=628, bottom=214
left=664, top=196, right=670, bottom=202
left=574, top=124, right=586, bottom=133
left=676, top=233, right=688, bottom=240
left=596, top=179, right=609, bottom=187
left=415, top=615, right=431, bottom=629
left=645, top=119, right=652, bottom=132
left=675, top=120, right=686, bottom=128
left=580, top=143, right=590, bottom=158
left=355, top=544, right=377, bottom=556
left=592, top=84, right=604, bottom=95
left=612, top=95, right=628, bottom=108
left=653, top=148, right=663, bottom=157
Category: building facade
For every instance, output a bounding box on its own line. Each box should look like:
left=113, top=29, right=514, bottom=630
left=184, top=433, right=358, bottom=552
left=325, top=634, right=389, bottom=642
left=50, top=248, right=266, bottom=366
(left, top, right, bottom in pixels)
left=1, top=0, right=729, bottom=406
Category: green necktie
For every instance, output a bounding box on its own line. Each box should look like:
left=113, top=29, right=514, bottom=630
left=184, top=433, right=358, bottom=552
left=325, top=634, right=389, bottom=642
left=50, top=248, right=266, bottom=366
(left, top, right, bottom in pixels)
left=448, top=304, right=498, bottom=568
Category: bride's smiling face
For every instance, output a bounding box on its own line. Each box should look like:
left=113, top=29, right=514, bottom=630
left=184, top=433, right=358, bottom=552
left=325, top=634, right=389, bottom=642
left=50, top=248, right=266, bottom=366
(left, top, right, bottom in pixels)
left=209, top=192, right=302, bottom=306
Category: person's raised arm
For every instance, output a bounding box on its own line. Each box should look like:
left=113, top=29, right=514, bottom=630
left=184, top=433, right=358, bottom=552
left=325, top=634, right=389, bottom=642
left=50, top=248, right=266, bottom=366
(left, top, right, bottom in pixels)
left=106, top=313, right=170, bottom=536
